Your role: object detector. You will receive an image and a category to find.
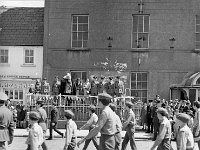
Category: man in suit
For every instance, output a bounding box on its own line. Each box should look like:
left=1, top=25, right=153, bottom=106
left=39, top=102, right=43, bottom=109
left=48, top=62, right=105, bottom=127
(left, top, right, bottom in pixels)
left=0, top=92, right=14, bottom=150
left=47, top=102, right=63, bottom=140
left=36, top=100, right=48, bottom=150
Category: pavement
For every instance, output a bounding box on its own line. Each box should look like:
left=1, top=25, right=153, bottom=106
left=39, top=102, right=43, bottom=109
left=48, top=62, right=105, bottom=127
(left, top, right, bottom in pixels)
left=14, top=127, right=153, bottom=139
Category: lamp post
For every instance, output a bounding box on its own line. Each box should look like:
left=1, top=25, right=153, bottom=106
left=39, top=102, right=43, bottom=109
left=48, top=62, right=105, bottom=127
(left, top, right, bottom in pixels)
left=107, top=36, right=113, bottom=49
left=169, top=38, right=176, bottom=49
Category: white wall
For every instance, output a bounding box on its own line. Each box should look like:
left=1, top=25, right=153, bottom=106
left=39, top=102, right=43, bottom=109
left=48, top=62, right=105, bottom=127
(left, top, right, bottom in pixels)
left=0, top=46, right=43, bottom=79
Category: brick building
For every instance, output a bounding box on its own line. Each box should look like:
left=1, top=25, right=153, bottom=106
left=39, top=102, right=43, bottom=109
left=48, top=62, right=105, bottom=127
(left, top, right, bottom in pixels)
left=43, top=0, right=200, bottom=103
left=0, top=7, right=44, bottom=104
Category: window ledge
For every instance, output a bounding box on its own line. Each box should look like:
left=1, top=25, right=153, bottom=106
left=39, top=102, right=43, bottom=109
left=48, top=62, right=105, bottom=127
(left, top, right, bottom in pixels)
left=67, top=48, right=91, bottom=51
left=21, top=64, right=36, bottom=67
left=130, top=48, right=149, bottom=52
left=0, top=63, right=10, bottom=67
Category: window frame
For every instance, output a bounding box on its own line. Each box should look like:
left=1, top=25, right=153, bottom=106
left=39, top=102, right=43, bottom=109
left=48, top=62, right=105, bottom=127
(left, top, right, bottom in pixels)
left=130, top=72, right=148, bottom=102
left=71, top=14, right=89, bottom=49
left=70, top=71, right=87, bottom=82
left=195, top=15, right=200, bottom=50
left=131, top=14, right=150, bottom=49
left=24, top=48, right=34, bottom=65
left=0, top=49, right=9, bottom=64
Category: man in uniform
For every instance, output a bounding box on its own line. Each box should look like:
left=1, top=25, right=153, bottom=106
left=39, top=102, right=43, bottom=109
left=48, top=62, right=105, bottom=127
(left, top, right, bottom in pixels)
left=41, top=77, right=50, bottom=95
left=150, top=107, right=172, bottom=150
left=121, top=101, right=137, bottom=150
left=114, top=76, right=124, bottom=97
left=79, top=105, right=99, bottom=150
left=97, top=76, right=105, bottom=94
left=77, top=93, right=117, bottom=150
left=47, top=102, right=64, bottom=140
left=104, top=77, right=114, bottom=97
left=36, top=100, right=48, bottom=150
left=0, top=92, right=14, bottom=150
left=90, top=76, right=98, bottom=105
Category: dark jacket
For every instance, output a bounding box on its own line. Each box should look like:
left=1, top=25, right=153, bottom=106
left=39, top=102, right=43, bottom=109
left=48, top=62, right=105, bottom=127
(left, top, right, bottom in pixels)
left=50, top=107, right=59, bottom=123
left=0, top=105, right=14, bottom=142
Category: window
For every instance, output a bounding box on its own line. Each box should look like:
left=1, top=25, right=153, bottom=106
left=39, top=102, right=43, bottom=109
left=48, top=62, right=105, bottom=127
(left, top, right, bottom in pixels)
left=25, top=49, right=34, bottom=64
left=72, top=15, right=89, bottom=48
left=71, top=71, right=87, bottom=82
left=132, top=15, right=149, bottom=49
left=131, top=72, right=148, bottom=102
left=0, top=49, right=8, bottom=63
left=4, top=89, right=23, bottom=101
left=196, top=15, right=200, bottom=50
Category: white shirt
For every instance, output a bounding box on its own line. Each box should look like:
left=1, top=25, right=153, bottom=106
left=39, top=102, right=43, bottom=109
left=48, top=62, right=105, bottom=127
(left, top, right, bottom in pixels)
left=65, top=119, right=77, bottom=147
left=81, top=113, right=98, bottom=130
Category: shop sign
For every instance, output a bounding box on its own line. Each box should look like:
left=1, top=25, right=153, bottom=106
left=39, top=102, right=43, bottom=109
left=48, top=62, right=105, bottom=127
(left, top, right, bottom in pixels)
left=0, top=75, right=30, bottom=79
left=0, top=81, right=34, bottom=89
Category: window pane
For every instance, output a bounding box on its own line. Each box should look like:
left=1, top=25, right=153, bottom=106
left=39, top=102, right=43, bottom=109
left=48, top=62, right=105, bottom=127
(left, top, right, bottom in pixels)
left=137, top=73, right=142, bottom=81
left=142, top=82, right=147, bottom=89
left=83, top=32, right=88, bottom=40
left=196, top=33, right=200, bottom=41
left=71, top=72, right=81, bottom=80
left=138, top=16, right=143, bottom=32
left=138, top=33, right=148, bottom=48
left=142, top=73, right=147, bottom=81
left=132, top=33, right=137, bottom=48
left=72, top=32, right=78, bottom=40
left=142, top=90, right=147, bottom=97
left=30, top=50, right=33, bottom=56
left=77, top=41, right=82, bottom=47
left=78, top=33, right=82, bottom=40
left=5, top=50, right=8, bottom=55
left=19, top=91, right=23, bottom=99
left=72, top=24, right=77, bottom=31
left=15, top=91, right=18, bottom=99
left=78, top=24, right=83, bottom=31
left=30, top=57, right=34, bottom=63
left=82, top=72, right=87, bottom=82
left=78, top=16, right=88, bottom=23
left=131, top=73, right=136, bottom=81
left=131, top=90, right=137, bottom=97
left=25, top=50, right=29, bottom=56
left=72, top=16, right=77, bottom=23
left=5, top=56, right=8, bottom=63
left=0, top=50, right=3, bottom=55
left=144, top=16, right=149, bottom=32
left=10, top=90, right=13, bottom=99
left=196, top=15, right=200, bottom=24
left=83, top=24, right=88, bottom=31
left=137, top=91, right=142, bottom=97
left=72, top=41, right=77, bottom=47
left=196, top=41, right=200, bottom=49
left=25, top=57, right=29, bottom=63
left=131, top=82, right=136, bottom=89
left=132, top=16, right=138, bottom=32
left=137, top=82, right=142, bottom=89
left=83, top=41, right=87, bottom=48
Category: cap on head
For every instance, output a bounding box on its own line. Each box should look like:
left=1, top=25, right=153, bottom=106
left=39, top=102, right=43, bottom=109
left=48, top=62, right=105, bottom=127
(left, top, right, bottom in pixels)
left=98, top=93, right=112, bottom=106
left=125, top=101, right=133, bottom=108
left=176, top=113, right=190, bottom=123
left=0, top=92, right=8, bottom=103
left=29, top=111, right=40, bottom=121
left=157, top=107, right=168, bottom=117
left=64, top=110, right=74, bottom=119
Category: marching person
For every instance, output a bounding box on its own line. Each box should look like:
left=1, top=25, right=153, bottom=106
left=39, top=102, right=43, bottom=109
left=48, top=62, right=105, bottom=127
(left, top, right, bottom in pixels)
left=193, top=101, right=200, bottom=148
left=79, top=105, right=99, bottom=150
left=36, top=100, right=48, bottom=150
left=26, top=111, right=44, bottom=150
left=47, top=102, right=64, bottom=140
left=121, top=101, right=137, bottom=150
left=63, top=110, right=77, bottom=150
left=109, top=103, right=122, bottom=150
left=77, top=93, right=117, bottom=150
left=150, top=107, right=172, bottom=150
left=174, top=113, right=194, bottom=150
left=0, top=92, right=14, bottom=150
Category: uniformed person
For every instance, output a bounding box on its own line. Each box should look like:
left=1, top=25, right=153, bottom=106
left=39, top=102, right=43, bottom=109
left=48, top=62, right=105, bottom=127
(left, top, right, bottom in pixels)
left=26, top=111, right=44, bottom=150
left=175, top=113, right=194, bottom=150
left=77, top=93, right=117, bottom=150
left=90, top=76, right=99, bottom=105
left=63, top=110, right=77, bottom=150
left=97, top=76, right=105, bottom=94
left=41, top=77, right=50, bottom=95
left=104, top=77, right=114, bottom=97
left=150, top=107, right=172, bottom=150
left=79, top=105, right=99, bottom=150
left=113, top=76, right=124, bottom=97
left=36, top=100, right=48, bottom=150
left=109, top=103, right=122, bottom=150
left=0, top=92, right=14, bottom=150
left=121, top=101, right=137, bottom=150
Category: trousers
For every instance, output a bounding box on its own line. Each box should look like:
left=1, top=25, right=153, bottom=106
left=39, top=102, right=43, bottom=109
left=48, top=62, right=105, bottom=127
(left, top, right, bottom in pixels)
left=100, top=134, right=115, bottom=150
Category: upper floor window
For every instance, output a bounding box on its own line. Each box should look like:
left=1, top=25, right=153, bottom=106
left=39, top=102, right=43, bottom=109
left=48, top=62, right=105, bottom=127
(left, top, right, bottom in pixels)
left=196, top=15, right=200, bottom=50
left=0, top=49, right=8, bottom=63
left=71, top=71, right=87, bottom=82
left=71, top=15, right=89, bottom=48
left=132, top=15, right=149, bottom=49
left=25, top=49, right=34, bottom=64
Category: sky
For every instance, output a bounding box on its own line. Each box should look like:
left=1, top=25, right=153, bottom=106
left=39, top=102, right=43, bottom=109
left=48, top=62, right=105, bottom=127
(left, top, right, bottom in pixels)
left=0, top=0, right=44, bottom=7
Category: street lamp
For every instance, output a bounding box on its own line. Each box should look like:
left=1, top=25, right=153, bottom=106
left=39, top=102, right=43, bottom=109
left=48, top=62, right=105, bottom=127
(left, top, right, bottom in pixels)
left=169, top=38, right=176, bottom=49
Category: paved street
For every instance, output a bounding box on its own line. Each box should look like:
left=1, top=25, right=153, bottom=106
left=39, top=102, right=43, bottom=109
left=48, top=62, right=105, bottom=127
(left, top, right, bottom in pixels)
left=6, top=137, right=199, bottom=150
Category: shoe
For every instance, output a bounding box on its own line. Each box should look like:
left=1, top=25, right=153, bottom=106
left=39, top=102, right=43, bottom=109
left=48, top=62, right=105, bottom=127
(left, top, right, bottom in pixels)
left=46, top=137, right=52, bottom=140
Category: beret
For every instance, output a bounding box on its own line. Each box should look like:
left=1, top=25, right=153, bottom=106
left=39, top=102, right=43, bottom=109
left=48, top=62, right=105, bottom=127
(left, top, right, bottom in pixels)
left=176, top=113, right=190, bottom=123
left=125, top=101, right=133, bottom=107
left=64, top=110, right=74, bottom=118
left=0, top=92, right=8, bottom=102
left=109, top=103, right=117, bottom=111
left=98, top=93, right=112, bottom=104
left=88, top=105, right=96, bottom=111
left=29, top=111, right=40, bottom=120
left=157, top=107, right=168, bottom=116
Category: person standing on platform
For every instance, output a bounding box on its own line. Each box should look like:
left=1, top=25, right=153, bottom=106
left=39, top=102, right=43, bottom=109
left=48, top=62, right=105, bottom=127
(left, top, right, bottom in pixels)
left=175, top=113, right=194, bottom=150
left=52, top=76, right=61, bottom=95
left=77, top=93, right=117, bottom=150
left=104, top=77, right=114, bottom=97
left=90, top=76, right=98, bottom=105
left=0, top=92, right=14, bottom=150
left=114, top=76, right=124, bottom=97
left=41, top=77, right=50, bottom=95
left=63, top=110, right=77, bottom=150
left=150, top=107, right=172, bottom=150
left=97, top=76, right=105, bottom=94
left=79, top=105, right=99, bottom=150
left=146, top=100, right=153, bottom=133
left=26, top=111, right=44, bottom=150
left=109, top=103, right=122, bottom=150
left=47, top=102, right=64, bottom=140
left=121, top=101, right=137, bottom=150
left=36, top=100, right=48, bottom=150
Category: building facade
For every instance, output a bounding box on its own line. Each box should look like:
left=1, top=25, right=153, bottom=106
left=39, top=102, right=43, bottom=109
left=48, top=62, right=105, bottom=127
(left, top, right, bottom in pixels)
left=44, top=0, right=200, bottom=103
left=0, top=7, right=44, bottom=105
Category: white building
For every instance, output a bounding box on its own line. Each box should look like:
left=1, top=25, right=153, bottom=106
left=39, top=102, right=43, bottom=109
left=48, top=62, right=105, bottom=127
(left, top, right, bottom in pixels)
left=0, top=7, right=44, bottom=105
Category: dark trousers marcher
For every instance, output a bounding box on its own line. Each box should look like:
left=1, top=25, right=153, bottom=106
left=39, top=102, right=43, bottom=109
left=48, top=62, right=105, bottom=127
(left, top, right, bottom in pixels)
left=153, top=122, right=160, bottom=140
left=147, top=118, right=153, bottom=133
left=100, top=134, right=115, bottom=150
left=0, top=141, right=6, bottom=150
left=121, top=126, right=137, bottom=150
left=115, top=132, right=122, bottom=150
left=82, top=136, right=99, bottom=150
left=49, top=122, right=63, bottom=138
